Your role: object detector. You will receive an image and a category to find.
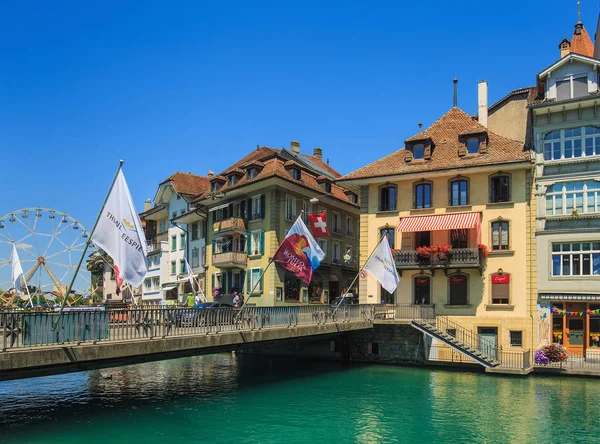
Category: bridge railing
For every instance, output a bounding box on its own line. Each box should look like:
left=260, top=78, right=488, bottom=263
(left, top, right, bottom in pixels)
left=373, top=304, right=435, bottom=321
left=0, top=304, right=376, bottom=351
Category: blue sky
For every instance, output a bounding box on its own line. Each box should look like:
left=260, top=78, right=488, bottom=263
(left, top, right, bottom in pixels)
left=0, top=0, right=597, bottom=231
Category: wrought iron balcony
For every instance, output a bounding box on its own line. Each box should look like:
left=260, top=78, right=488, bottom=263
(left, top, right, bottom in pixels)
left=212, top=251, right=247, bottom=268
left=212, top=217, right=246, bottom=235
left=393, top=247, right=482, bottom=275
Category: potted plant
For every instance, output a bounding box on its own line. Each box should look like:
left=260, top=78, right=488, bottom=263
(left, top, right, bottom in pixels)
left=437, top=244, right=453, bottom=262
left=477, top=244, right=489, bottom=258
left=534, top=343, right=568, bottom=365
left=416, top=246, right=433, bottom=265
left=212, top=286, right=222, bottom=298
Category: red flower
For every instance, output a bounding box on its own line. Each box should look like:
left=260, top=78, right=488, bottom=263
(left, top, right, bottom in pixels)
left=477, top=244, right=489, bottom=258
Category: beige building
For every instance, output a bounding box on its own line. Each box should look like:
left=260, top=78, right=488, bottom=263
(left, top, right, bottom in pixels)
left=195, top=143, right=360, bottom=306
left=338, top=87, right=535, bottom=351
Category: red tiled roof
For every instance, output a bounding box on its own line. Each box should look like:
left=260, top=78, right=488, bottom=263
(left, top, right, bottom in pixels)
left=338, top=107, right=529, bottom=182
left=160, top=172, right=210, bottom=196
left=570, top=24, right=594, bottom=57
left=299, top=154, right=342, bottom=178
left=221, top=147, right=278, bottom=175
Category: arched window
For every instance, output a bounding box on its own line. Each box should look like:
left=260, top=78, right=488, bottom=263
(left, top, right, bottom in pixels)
left=467, top=138, right=479, bottom=154
left=448, top=273, right=468, bottom=305
left=543, top=126, right=600, bottom=161
left=379, top=185, right=397, bottom=211
left=413, top=144, right=425, bottom=160
left=489, top=173, right=511, bottom=203
left=414, top=181, right=432, bottom=209
left=491, top=220, right=509, bottom=250
left=545, top=180, right=600, bottom=215
left=449, top=178, right=469, bottom=206
left=380, top=227, right=395, bottom=249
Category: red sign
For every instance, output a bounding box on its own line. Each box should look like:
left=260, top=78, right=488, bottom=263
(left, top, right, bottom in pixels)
left=415, top=277, right=430, bottom=286
left=307, top=212, right=329, bottom=237
left=491, top=274, right=510, bottom=284
left=272, top=233, right=313, bottom=285
left=449, top=275, right=468, bottom=285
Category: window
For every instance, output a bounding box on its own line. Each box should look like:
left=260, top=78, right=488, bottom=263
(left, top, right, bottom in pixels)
left=589, top=304, right=600, bottom=348
left=247, top=168, right=257, bottom=179
left=490, top=175, right=510, bottom=203
left=556, top=75, right=588, bottom=101
left=323, top=182, right=332, bottom=193
left=543, top=126, right=600, bottom=161
left=171, top=261, right=176, bottom=275
left=159, top=220, right=167, bottom=233
left=192, top=247, right=199, bottom=268
left=191, top=222, right=199, bottom=241
left=450, top=179, right=468, bottom=206
left=284, top=272, right=300, bottom=301
left=350, top=193, right=358, bottom=204
left=248, top=268, right=263, bottom=294
left=491, top=221, right=509, bottom=251
left=509, top=331, right=522, bottom=347
left=345, top=216, right=353, bottom=236
left=414, top=182, right=432, bottom=209
left=333, top=212, right=341, bottom=233
left=152, top=277, right=160, bottom=290
left=546, top=180, right=600, bottom=216
left=491, top=273, right=510, bottom=304
left=415, top=231, right=431, bottom=248
left=413, top=144, right=425, bottom=160
left=171, top=236, right=177, bottom=251
left=380, top=228, right=395, bottom=249
left=302, top=201, right=310, bottom=223
left=144, top=279, right=151, bottom=290
left=450, top=229, right=468, bottom=249
left=344, top=245, right=353, bottom=264
left=467, top=138, right=479, bottom=154
left=285, top=195, right=296, bottom=220
left=379, top=186, right=397, bottom=211
left=552, top=242, right=600, bottom=276
left=249, top=230, right=264, bottom=256
left=180, top=233, right=186, bottom=249
left=448, top=274, right=468, bottom=305
left=309, top=274, right=323, bottom=303
left=200, top=247, right=205, bottom=266
left=211, top=182, right=220, bottom=192
left=249, top=195, right=264, bottom=220
left=180, top=259, right=185, bottom=274
left=369, top=343, right=379, bottom=354
left=317, top=238, right=327, bottom=259
left=292, top=168, right=301, bottom=180
left=414, top=276, right=431, bottom=305
left=228, top=175, right=238, bottom=186
left=332, top=242, right=341, bottom=264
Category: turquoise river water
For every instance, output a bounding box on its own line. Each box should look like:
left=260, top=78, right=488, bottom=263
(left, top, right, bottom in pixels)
left=0, top=354, right=598, bottom=443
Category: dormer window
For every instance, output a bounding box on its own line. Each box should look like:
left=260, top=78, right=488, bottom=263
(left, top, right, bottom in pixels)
left=467, top=138, right=479, bottom=154
left=413, top=144, right=425, bottom=160
left=228, top=175, right=238, bottom=186
left=556, top=75, right=588, bottom=101
left=247, top=168, right=257, bottom=179
left=292, top=168, right=301, bottom=180
left=211, top=182, right=220, bottom=192
left=323, top=182, right=332, bottom=193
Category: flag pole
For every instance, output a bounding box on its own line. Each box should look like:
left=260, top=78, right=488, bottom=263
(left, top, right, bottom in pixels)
left=53, top=160, right=125, bottom=328
left=333, top=232, right=387, bottom=312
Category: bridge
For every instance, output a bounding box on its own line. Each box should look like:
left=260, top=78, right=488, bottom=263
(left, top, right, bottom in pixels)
left=0, top=305, right=374, bottom=381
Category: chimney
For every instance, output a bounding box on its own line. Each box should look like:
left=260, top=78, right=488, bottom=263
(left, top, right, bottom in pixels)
left=477, top=80, right=488, bottom=128
left=291, top=140, right=300, bottom=153
left=144, top=199, right=151, bottom=211
left=453, top=77, right=458, bottom=107
left=208, top=170, right=214, bottom=178
left=314, top=147, right=322, bottom=159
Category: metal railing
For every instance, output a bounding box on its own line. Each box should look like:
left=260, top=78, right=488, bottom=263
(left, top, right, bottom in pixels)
left=393, top=248, right=481, bottom=268
left=373, top=304, right=436, bottom=321
left=212, top=251, right=248, bottom=266
left=535, top=350, right=600, bottom=371
left=0, top=305, right=375, bottom=351
left=426, top=345, right=529, bottom=369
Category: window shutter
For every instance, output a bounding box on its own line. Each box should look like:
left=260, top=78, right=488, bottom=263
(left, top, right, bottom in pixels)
left=240, top=270, right=246, bottom=293
left=479, top=137, right=488, bottom=154
left=401, top=232, right=414, bottom=250
left=424, top=144, right=432, bottom=160
left=458, top=145, right=467, bottom=157
left=259, top=268, right=264, bottom=292
left=221, top=273, right=227, bottom=295
left=241, top=200, right=246, bottom=218
left=404, top=149, right=413, bottom=162
left=247, top=234, right=252, bottom=255
left=246, top=271, right=251, bottom=294
left=247, top=198, right=252, bottom=219
left=228, top=270, right=233, bottom=292
left=260, top=230, right=265, bottom=255
left=211, top=274, right=215, bottom=293
left=260, top=195, right=266, bottom=218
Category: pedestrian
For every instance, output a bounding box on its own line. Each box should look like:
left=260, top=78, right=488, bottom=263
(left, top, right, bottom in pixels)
left=194, top=294, right=200, bottom=305
left=232, top=291, right=240, bottom=307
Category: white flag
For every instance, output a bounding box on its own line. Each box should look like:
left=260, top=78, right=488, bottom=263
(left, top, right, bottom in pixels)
left=11, top=243, right=24, bottom=293
left=362, top=235, right=399, bottom=294
left=184, top=257, right=195, bottom=292
left=92, top=170, right=148, bottom=287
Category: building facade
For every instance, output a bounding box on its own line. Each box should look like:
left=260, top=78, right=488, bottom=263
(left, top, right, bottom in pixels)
left=140, top=173, right=209, bottom=304
left=195, top=143, right=360, bottom=306
left=532, top=15, right=600, bottom=355
left=338, top=90, right=534, bottom=351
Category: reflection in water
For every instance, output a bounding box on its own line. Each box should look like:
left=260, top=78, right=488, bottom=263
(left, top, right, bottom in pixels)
left=1, top=354, right=599, bottom=443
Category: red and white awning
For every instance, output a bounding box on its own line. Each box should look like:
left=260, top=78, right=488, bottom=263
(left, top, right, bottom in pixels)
left=396, top=212, right=481, bottom=234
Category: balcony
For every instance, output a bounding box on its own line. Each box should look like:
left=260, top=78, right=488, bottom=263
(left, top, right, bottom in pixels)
left=147, top=241, right=166, bottom=255
left=213, top=217, right=246, bottom=235
left=213, top=251, right=247, bottom=268
left=393, top=247, right=482, bottom=275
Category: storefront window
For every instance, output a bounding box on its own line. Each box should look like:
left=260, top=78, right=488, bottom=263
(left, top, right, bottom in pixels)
left=590, top=304, right=600, bottom=348
left=284, top=272, right=301, bottom=302
left=552, top=303, right=564, bottom=344
left=308, top=274, right=323, bottom=303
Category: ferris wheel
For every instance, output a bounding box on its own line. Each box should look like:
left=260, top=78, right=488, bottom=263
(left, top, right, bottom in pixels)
left=0, top=208, right=96, bottom=306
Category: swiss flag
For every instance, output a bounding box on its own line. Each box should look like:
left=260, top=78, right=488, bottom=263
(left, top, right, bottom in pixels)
left=307, top=212, right=329, bottom=237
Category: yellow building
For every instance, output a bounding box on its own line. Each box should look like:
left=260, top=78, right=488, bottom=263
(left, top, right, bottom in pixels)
left=338, top=101, right=535, bottom=351
left=195, top=142, right=360, bottom=306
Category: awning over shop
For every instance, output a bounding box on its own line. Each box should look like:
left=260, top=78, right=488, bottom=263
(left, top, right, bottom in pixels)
left=162, top=285, right=177, bottom=292
left=540, top=293, right=600, bottom=301
left=209, top=203, right=229, bottom=212
left=396, top=212, right=480, bottom=232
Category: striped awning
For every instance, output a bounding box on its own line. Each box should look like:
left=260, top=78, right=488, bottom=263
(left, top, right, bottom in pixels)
left=540, top=293, right=600, bottom=301
left=396, top=212, right=480, bottom=233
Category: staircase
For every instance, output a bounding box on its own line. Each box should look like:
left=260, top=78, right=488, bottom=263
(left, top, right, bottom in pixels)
left=411, top=309, right=500, bottom=368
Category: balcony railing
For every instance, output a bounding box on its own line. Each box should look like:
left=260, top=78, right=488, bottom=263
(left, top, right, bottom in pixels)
left=213, top=217, right=246, bottom=234
left=393, top=247, right=482, bottom=271
left=147, top=242, right=165, bottom=254
left=213, top=251, right=247, bottom=267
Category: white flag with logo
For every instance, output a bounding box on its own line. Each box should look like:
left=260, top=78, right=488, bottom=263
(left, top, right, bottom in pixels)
left=184, top=257, right=195, bottom=292
left=11, top=243, right=24, bottom=293
left=362, top=235, right=399, bottom=293
left=92, top=170, right=148, bottom=287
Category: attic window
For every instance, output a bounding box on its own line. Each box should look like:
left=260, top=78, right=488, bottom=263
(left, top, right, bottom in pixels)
left=350, top=193, right=358, bottom=204
left=228, top=175, right=238, bottom=186
left=413, top=144, right=425, bottom=160
left=323, top=182, right=332, bottom=193
left=247, top=168, right=257, bottom=180
left=211, top=182, right=221, bottom=192
left=292, top=168, right=301, bottom=180
left=467, top=138, right=479, bottom=154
